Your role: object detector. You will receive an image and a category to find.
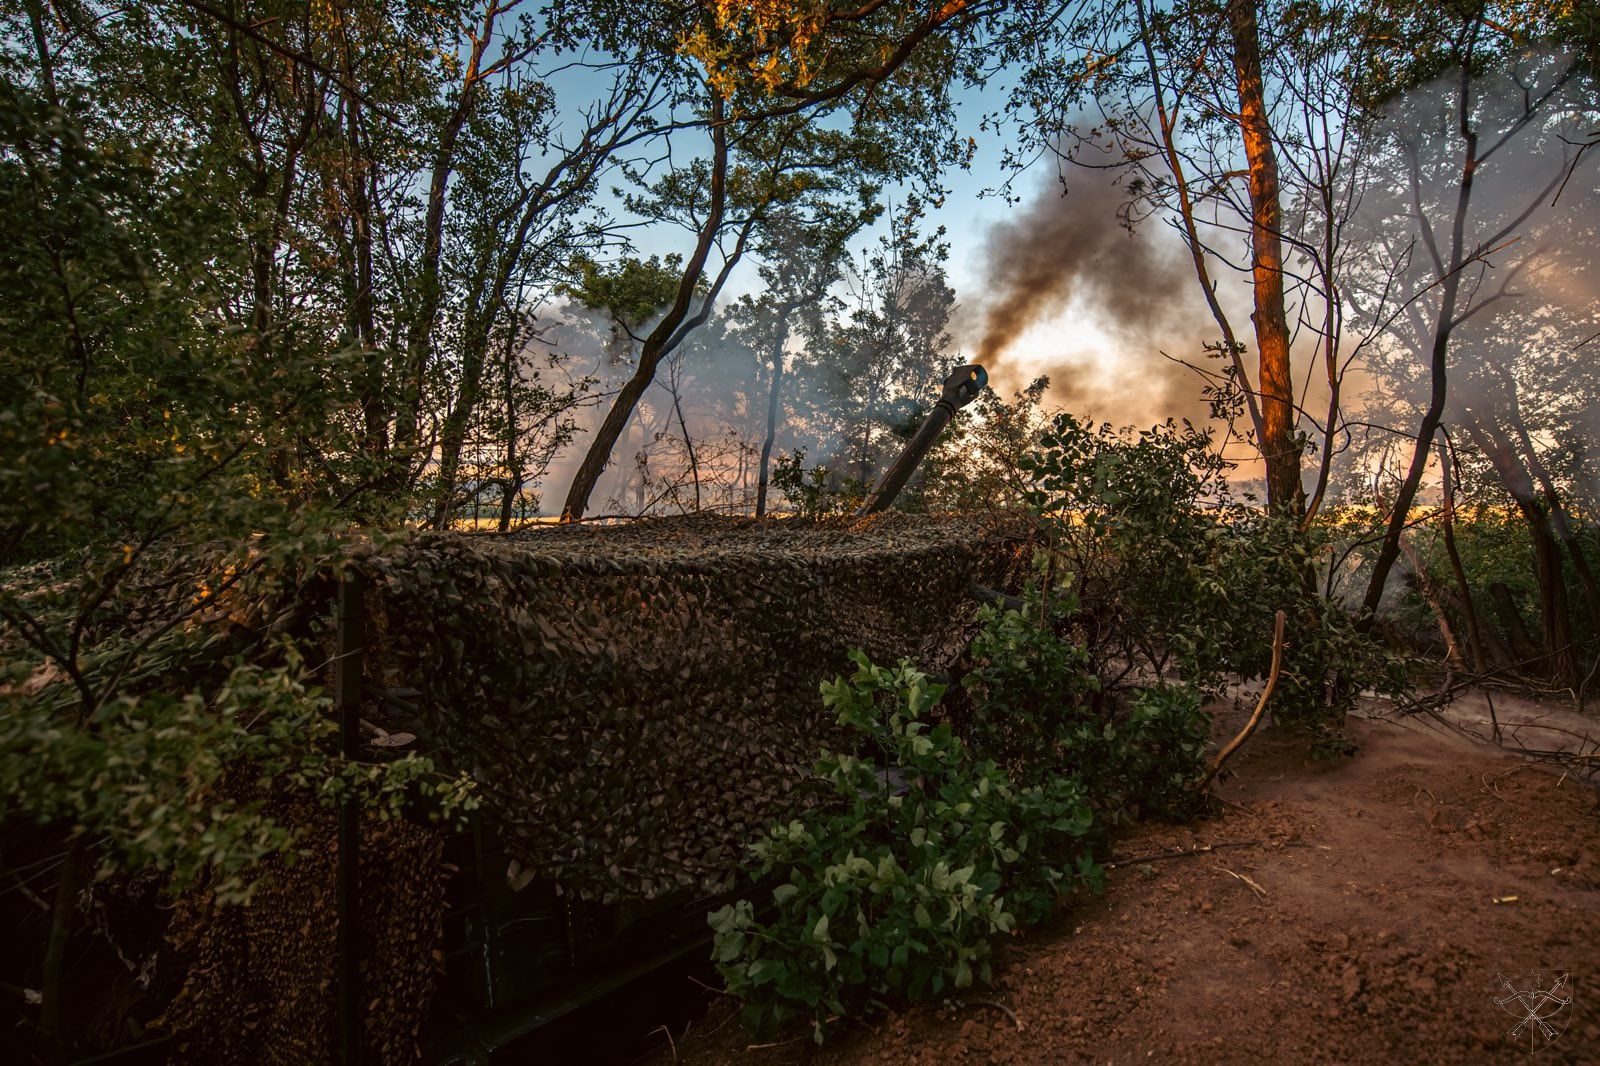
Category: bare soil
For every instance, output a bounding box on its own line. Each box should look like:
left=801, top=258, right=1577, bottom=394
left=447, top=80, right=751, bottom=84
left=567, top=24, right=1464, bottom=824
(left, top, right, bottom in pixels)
left=664, top=701, right=1600, bottom=1064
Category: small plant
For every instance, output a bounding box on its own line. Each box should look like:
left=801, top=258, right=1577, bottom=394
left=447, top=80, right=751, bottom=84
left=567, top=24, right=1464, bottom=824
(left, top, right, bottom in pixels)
left=709, top=651, right=1101, bottom=1042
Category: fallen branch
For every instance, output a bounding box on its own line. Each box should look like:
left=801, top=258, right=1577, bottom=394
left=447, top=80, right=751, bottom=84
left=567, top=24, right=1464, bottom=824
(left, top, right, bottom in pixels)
left=651, top=1024, right=678, bottom=1061
left=1106, top=840, right=1271, bottom=868
left=1198, top=609, right=1287, bottom=791
left=1215, top=864, right=1268, bottom=900
left=965, top=998, right=1025, bottom=1030
left=687, top=974, right=737, bottom=998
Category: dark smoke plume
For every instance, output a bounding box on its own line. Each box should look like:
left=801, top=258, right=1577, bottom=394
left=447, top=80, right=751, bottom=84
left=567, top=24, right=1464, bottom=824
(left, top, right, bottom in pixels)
left=967, top=165, right=1231, bottom=428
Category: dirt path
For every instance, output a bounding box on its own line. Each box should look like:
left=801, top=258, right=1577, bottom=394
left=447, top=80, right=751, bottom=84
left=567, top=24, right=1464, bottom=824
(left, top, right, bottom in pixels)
left=670, top=708, right=1600, bottom=1064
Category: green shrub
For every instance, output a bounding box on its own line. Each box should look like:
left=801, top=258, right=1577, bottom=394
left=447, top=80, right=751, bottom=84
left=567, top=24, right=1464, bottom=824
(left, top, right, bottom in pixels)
left=709, top=589, right=1219, bottom=1041
left=0, top=626, right=479, bottom=905
left=961, top=572, right=1211, bottom=821
left=709, top=651, right=1101, bottom=1042
left=1019, top=414, right=1406, bottom=729
left=960, top=568, right=1097, bottom=779
left=771, top=449, right=869, bottom=517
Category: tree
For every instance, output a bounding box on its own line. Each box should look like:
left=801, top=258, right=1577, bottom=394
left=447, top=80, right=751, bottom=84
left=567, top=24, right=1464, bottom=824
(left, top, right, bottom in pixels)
left=557, top=0, right=994, bottom=520
left=1343, top=31, right=1594, bottom=653
left=745, top=216, right=858, bottom=516
left=0, top=16, right=479, bottom=1057
left=1019, top=0, right=1386, bottom=515
left=1225, top=0, right=1301, bottom=514
left=794, top=212, right=958, bottom=491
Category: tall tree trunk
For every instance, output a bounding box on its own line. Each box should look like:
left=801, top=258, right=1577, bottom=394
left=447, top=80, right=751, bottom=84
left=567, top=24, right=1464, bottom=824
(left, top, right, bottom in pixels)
left=1505, top=404, right=1600, bottom=636
left=1134, top=0, right=1264, bottom=446
left=1488, top=581, right=1540, bottom=666
left=498, top=330, right=522, bottom=531
left=1470, top=420, right=1577, bottom=685
left=393, top=12, right=496, bottom=476
left=331, top=11, right=386, bottom=463
left=562, top=96, right=736, bottom=522
left=669, top=373, right=702, bottom=511
left=1438, top=429, right=1492, bottom=670
left=39, top=836, right=85, bottom=1064
left=755, top=321, right=792, bottom=518
left=1227, top=0, right=1301, bottom=514
left=430, top=325, right=492, bottom=529
left=1359, top=49, right=1483, bottom=621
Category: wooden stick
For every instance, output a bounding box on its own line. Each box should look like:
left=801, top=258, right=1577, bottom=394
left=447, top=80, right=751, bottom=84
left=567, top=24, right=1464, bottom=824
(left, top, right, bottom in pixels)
left=966, top=998, right=1025, bottom=1030
left=1215, top=864, right=1268, bottom=899
left=1107, top=840, right=1263, bottom=867
left=1198, top=609, right=1287, bottom=791
left=1107, top=840, right=1315, bottom=869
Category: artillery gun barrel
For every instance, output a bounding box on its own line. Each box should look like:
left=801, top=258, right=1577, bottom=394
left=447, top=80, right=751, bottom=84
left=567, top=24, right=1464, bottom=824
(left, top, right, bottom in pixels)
left=856, top=363, right=988, bottom=515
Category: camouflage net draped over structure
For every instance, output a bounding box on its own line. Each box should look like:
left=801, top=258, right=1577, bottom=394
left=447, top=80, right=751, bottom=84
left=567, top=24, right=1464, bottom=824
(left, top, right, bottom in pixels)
left=361, top=513, right=1034, bottom=902
left=158, top=810, right=447, bottom=1066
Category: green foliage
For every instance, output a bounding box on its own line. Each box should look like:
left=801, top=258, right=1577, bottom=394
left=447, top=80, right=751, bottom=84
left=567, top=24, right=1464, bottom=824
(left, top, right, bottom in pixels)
left=960, top=565, right=1097, bottom=777
left=1183, top=509, right=1401, bottom=726
left=709, top=651, right=1101, bottom=1042
left=0, top=27, right=480, bottom=936
left=708, top=581, right=1218, bottom=1042
left=962, top=566, right=1211, bottom=822
left=1020, top=414, right=1405, bottom=728
left=771, top=448, right=869, bottom=517
left=0, top=638, right=478, bottom=904
left=558, top=253, right=689, bottom=330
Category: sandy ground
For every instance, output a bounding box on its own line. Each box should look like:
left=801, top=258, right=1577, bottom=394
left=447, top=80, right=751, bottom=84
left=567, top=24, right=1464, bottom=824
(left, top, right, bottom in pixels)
left=664, top=701, right=1600, bottom=1064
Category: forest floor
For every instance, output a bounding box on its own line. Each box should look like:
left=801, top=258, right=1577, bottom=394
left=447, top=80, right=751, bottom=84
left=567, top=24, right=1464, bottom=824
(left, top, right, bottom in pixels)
left=662, top=692, right=1600, bottom=1065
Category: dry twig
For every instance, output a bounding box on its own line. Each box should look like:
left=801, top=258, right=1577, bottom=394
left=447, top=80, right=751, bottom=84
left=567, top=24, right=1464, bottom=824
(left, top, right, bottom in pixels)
left=1215, top=864, right=1268, bottom=900
left=965, top=998, right=1025, bottom=1030
left=1107, top=840, right=1266, bottom=868
left=687, top=974, right=736, bottom=998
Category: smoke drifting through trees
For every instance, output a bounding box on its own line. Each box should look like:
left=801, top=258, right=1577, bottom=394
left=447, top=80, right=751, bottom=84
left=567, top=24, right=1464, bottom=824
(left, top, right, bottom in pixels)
left=968, top=165, right=1228, bottom=430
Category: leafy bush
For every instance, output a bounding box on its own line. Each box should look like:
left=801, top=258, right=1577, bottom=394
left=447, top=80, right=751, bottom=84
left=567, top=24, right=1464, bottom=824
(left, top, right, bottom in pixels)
left=709, top=652, right=1101, bottom=1042
left=771, top=449, right=870, bottom=517
left=1019, top=413, right=1405, bottom=728
left=0, top=612, right=479, bottom=905
left=1178, top=508, right=1404, bottom=728
left=961, top=569, right=1211, bottom=821
left=960, top=566, right=1098, bottom=778
left=709, top=588, right=1218, bottom=1041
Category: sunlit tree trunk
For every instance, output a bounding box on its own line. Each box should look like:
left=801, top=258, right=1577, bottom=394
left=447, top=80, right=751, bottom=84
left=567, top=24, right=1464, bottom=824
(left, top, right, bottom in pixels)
left=1227, top=0, right=1301, bottom=515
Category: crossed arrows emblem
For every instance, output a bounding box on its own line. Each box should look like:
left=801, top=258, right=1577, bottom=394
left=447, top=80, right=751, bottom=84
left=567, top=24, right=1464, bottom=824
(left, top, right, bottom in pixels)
left=1495, top=971, right=1572, bottom=1051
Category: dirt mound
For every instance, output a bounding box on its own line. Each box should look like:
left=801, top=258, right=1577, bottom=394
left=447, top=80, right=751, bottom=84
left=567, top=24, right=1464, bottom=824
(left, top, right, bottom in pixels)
left=667, top=706, right=1600, bottom=1064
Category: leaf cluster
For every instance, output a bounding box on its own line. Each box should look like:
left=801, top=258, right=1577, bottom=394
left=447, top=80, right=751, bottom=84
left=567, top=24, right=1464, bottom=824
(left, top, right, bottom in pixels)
left=1020, top=414, right=1405, bottom=728
left=709, top=650, right=1101, bottom=1042
left=963, top=569, right=1211, bottom=822
left=0, top=626, right=478, bottom=905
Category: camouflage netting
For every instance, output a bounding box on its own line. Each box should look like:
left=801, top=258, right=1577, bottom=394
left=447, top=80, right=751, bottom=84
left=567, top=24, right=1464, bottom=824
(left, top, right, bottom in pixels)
left=355, top=512, right=1036, bottom=902
left=157, top=808, right=447, bottom=1066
